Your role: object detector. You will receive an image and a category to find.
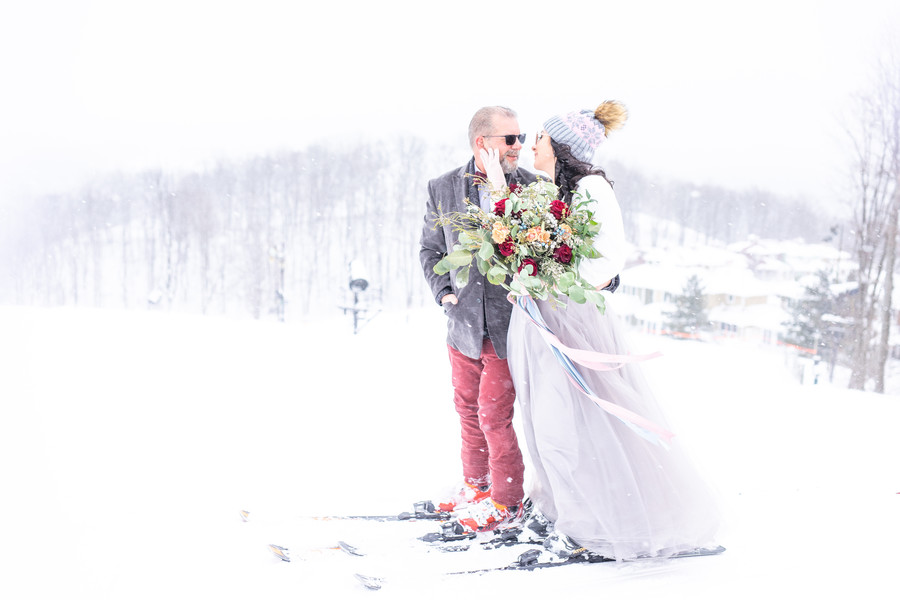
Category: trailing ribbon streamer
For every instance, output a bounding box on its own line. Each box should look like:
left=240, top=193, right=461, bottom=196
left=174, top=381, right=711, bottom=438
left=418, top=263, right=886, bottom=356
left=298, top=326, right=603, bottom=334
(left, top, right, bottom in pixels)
left=515, top=295, right=675, bottom=448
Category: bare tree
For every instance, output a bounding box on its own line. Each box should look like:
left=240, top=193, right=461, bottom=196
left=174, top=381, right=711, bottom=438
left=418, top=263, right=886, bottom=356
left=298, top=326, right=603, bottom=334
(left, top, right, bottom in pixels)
left=845, top=42, right=900, bottom=391
left=873, top=47, right=900, bottom=393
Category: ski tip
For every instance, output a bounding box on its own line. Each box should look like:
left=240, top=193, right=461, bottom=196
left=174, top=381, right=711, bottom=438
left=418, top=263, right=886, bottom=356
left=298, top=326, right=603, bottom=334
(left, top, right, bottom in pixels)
left=338, top=541, right=365, bottom=557
left=240, top=510, right=250, bottom=522
left=666, top=545, right=726, bottom=559
left=268, top=544, right=291, bottom=562
left=354, top=573, right=383, bottom=590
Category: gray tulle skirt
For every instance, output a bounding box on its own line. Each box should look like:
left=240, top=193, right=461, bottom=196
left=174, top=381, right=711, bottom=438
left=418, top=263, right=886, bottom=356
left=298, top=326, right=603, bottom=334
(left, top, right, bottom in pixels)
left=507, top=296, right=719, bottom=560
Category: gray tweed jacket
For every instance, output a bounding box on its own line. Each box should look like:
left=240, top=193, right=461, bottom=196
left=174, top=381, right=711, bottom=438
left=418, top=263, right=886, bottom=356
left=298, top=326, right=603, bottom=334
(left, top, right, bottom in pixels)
left=419, top=158, right=537, bottom=360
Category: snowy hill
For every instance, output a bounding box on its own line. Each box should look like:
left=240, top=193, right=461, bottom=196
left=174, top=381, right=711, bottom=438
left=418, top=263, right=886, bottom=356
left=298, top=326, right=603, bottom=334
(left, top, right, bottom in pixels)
left=2, top=306, right=898, bottom=598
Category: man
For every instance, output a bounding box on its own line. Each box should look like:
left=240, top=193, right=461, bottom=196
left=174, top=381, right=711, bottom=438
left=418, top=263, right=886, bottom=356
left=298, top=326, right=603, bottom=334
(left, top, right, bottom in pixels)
left=419, top=106, right=535, bottom=532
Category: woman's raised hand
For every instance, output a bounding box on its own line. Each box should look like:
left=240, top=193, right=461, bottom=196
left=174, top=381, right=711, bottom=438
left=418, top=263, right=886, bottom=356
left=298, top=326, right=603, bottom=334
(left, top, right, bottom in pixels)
left=478, top=147, right=506, bottom=191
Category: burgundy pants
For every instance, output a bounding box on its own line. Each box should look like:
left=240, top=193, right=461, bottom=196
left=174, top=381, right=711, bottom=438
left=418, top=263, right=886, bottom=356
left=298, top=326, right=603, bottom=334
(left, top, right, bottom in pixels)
left=447, top=339, right=524, bottom=507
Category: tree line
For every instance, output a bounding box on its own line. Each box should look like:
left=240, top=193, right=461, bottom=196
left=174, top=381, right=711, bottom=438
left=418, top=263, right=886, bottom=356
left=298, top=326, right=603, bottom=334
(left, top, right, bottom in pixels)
left=0, top=138, right=838, bottom=325
left=1, top=139, right=452, bottom=320
left=610, top=162, right=832, bottom=247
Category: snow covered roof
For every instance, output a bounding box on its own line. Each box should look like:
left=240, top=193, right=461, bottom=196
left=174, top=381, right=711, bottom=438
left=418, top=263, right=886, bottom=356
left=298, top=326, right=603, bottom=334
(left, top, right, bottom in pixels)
left=701, top=268, right=769, bottom=297
left=606, top=291, right=645, bottom=317
left=769, top=280, right=806, bottom=300
left=634, top=301, right=673, bottom=323
left=726, top=237, right=850, bottom=265
left=622, top=263, right=770, bottom=298
left=636, top=244, right=746, bottom=270
left=708, top=303, right=790, bottom=330
left=755, top=257, right=792, bottom=273
left=621, top=263, right=695, bottom=294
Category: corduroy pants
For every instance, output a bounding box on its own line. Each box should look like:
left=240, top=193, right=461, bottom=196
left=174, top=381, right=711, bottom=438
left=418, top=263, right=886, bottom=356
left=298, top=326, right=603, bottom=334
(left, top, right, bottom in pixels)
left=447, top=338, right=524, bottom=507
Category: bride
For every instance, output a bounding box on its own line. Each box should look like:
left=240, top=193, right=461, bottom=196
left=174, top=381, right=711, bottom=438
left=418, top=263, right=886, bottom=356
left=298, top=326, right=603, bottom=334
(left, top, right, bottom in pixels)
left=484, top=101, right=720, bottom=560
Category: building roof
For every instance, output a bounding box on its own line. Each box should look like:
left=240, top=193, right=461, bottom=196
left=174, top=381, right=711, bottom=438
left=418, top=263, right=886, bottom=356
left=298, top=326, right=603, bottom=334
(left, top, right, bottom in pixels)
left=622, top=263, right=770, bottom=298
left=708, top=303, right=790, bottom=330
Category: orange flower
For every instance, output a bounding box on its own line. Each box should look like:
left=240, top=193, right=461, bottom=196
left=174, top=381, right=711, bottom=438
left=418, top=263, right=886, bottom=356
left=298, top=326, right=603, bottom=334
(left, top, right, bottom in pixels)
left=492, top=222, right=511, bottom=243
left=526, top=226, right=550, bottom=244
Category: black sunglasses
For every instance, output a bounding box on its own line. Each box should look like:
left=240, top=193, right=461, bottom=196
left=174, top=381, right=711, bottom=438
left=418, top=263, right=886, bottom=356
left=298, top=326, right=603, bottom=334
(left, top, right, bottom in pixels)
left=484, top=133, right=526, bottom=145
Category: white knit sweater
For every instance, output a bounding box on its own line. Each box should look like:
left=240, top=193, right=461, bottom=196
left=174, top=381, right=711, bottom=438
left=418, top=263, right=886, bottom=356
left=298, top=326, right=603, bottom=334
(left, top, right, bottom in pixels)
left=573, top=175, right=627, bottom=287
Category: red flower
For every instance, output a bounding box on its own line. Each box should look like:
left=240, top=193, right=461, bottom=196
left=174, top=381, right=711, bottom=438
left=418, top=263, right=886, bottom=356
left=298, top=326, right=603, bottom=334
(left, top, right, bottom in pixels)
left=509, top=183, right=522, bottom=193
left=499, top=239, right=516, bottom=256
left=549, top=200, right=569, bottom=221
left=554, top=244, right=573, bottom=264
left=518, top=258, right=538, bottom=276
left=493, top=197, right=508, bottom=216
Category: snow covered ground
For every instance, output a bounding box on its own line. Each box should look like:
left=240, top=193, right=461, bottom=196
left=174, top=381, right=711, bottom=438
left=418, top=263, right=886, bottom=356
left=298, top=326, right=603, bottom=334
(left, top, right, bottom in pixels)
left=2, top=304, right=898, bottom=599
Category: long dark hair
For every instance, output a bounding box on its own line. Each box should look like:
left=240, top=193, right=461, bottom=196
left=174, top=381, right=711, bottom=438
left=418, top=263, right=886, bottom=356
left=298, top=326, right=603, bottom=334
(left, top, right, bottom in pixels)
left=549, top=139, right=612, bottom=203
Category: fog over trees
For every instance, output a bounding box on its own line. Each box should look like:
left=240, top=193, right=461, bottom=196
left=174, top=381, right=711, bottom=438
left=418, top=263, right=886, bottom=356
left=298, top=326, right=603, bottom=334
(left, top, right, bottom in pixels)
left=609, top=162, right=832, bottom=247
left=0, top=137, right=838, bottom=323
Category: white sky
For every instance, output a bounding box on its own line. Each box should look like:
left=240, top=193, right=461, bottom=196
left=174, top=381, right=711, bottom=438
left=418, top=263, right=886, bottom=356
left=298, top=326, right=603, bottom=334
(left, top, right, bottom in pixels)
left=2, top=0, right=899, bottom=209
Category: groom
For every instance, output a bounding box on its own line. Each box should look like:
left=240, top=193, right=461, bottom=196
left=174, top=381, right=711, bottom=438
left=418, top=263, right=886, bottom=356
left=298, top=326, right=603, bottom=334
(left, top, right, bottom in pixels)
left=419, top=106, right=535, bottom=532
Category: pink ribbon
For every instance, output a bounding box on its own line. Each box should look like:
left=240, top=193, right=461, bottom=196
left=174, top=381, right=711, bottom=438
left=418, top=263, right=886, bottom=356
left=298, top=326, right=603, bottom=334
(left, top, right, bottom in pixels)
left=530, top=321, right=663, bottom=370
left=515, top=295, right=675, bottom=447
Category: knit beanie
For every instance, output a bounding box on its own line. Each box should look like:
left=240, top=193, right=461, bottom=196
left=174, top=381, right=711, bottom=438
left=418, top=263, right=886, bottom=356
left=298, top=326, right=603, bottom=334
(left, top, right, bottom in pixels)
left=542, top=101, right=628, bottom=164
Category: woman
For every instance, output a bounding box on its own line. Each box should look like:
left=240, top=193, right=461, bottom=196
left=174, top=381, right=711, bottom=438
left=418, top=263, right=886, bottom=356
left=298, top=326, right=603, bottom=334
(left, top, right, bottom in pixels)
left=488, top=102, right=720, bottom=560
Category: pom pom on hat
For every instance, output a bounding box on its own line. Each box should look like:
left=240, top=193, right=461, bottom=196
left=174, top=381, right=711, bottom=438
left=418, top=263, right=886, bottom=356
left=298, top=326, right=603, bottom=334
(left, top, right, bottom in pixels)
left=543, top=100, right=628, bottom=163
left=594, top=100, right=628, bottom=134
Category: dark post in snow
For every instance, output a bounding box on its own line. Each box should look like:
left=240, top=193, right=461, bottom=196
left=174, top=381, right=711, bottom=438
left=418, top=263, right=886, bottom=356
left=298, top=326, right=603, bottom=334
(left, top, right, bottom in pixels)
left=342, top=260, right=370, bottom=335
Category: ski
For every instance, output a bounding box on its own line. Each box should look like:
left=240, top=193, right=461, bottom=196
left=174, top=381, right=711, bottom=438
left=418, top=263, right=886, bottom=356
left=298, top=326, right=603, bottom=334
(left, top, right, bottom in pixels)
left=417, top=498, right=550, bottom=551
left=268, top=544, right=291, bottom=562
left=419, top=524, right=545, bottom=552
left=448, top=545, right=727, bottom=574
left=308, top=500, right=451, bottom=523
left=267, top=540, right=364, bottom=562
left=354, top=573, right=384, bottom=590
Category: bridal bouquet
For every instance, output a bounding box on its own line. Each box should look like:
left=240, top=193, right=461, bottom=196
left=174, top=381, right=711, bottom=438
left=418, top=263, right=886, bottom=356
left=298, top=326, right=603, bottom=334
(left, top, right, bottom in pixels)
left=433, top=178, right=606, bottom=311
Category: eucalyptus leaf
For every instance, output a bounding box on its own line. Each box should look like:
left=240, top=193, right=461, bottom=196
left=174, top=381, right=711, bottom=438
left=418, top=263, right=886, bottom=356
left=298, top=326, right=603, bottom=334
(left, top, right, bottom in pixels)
left=487, top=265, right=507, bottom=285
left=456, top=265, right=470, bottom=287
left=558, top=272, right=576, bottom=291
left=584, top=288, right=606, bottom=312
left=530, top=284, right=549, bottom=300
left=433, top=259, right=452, bottom=275
left=518, top=276, right=534, bottom=289
left=568, top=285, right=586, bottom=303
left=478, top=241, right=494, bottom=261
left=446, top=249, right=474, bottom=267
left=458, top=230, right=476, bottom=245
left=509, top=279, right=527, bottom=296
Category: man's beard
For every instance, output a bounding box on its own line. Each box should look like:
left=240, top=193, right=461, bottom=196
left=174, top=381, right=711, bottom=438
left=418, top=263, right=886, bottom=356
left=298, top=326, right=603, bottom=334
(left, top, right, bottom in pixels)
left=500, top=151, right=519, bottom=174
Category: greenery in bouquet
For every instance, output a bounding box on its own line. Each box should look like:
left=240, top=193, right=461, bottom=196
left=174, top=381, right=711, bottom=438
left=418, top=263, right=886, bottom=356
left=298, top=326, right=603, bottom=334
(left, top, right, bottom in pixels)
left=433, top=178, right=607, bottom=312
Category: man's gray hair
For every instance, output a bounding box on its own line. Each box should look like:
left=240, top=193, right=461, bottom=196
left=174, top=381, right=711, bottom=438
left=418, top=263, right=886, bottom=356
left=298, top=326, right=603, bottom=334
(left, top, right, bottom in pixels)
left=468, top=106, right=518, bottom=148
